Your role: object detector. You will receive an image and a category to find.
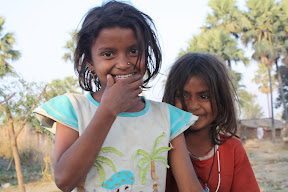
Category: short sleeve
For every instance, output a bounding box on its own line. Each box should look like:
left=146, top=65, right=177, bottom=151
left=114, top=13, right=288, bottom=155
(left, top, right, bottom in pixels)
left=168, top=104, right=198, bottom=141
left=33, top=94, right=78, bottom=133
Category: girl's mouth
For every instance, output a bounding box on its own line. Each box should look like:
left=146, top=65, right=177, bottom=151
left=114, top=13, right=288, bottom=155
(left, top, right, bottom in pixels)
left=113, top=73, right=135, bottom=80
left=112, top=73, right=136, bottom=82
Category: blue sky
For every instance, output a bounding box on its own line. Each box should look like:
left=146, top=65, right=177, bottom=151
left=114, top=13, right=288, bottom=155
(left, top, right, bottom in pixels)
left=0, top=0, right=282, bottom=118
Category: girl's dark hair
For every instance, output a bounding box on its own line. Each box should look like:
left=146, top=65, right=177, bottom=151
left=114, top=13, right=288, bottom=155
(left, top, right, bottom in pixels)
left=74, top=0, right=162, bottom=92
left=163, top=53, right=238, bottom=144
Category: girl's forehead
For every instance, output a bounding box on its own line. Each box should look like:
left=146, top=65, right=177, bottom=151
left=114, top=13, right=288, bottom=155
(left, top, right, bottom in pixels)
left=186, top=75, right=207, bottom=86
left=94, top=26, right=142, bottom=43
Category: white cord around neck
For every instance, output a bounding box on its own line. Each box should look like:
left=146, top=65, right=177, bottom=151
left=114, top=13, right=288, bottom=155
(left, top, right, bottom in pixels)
left=188, top=145, right=221, bottom=192
left=215, top=147, right=221, bottom=192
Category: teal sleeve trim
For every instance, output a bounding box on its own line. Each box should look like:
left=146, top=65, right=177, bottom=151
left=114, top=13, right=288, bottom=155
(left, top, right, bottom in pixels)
left=168, top=104, right=198, bottom=142
left=39, top=95, right=78, bottom=128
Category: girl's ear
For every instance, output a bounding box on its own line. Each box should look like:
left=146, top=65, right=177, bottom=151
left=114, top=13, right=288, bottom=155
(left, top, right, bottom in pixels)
left=87, top=61, right=95, bottom=71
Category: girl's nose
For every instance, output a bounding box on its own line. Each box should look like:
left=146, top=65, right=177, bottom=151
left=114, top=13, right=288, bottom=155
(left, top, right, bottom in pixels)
left=115, top=56, right=131, bottom=70
left=187, top=97, right=201, bottom=111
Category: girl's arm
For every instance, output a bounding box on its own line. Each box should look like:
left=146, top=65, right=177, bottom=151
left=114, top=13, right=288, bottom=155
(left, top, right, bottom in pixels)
left=169, top=133, right=204, bottom=192
left=53, top=74, right=143, bottom=192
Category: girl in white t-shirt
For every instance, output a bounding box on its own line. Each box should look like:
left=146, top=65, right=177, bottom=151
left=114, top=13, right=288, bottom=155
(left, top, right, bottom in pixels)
left=34, top=1, right=203, bottom=192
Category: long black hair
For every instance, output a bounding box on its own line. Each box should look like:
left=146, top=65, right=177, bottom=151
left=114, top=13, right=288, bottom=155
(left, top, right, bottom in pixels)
left=163, top=53, right=238, bottom=144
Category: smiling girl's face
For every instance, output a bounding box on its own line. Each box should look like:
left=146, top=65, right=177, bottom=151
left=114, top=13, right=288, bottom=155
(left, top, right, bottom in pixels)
left=87, top=26, right=145, bottom=88
left=175, top=76, right=216, bottom=132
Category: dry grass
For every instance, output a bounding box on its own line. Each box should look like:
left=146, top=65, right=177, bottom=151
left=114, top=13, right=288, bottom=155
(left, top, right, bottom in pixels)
left=1, top=138, right=288, bottom=192
left=244, top=139, right=288, bottom=192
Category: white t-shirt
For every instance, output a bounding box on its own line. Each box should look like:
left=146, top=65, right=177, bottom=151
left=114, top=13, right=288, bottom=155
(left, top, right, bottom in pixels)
left=34, top=92, right=198, bottom=192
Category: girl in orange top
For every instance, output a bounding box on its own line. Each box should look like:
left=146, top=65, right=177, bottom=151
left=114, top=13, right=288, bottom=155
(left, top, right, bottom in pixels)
left=164, top=53, right=260, bottom=192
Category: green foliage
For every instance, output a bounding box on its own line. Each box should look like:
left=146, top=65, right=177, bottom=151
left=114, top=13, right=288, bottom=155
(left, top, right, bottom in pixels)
left=241, top=0, right=286, bottom=67
left=63, top=30, right=78, bottom=63
left=0, top=76, right=46, bottom=125
left=0, top=17, right=21, bottom=78
left=229, top=68, right=244, bottom=91
left=44, top=76, right=81, bottom=101
left=0, top=163, right=42, bottom=186
left=204, top=0, right=249, bottom=36
left=252, top=62, right=277, bottom=94
left=237, top=89, right=264, bottom=119
left=180, top=29, right=248, bottom=67
left=275, top=65, right=288, bottom=119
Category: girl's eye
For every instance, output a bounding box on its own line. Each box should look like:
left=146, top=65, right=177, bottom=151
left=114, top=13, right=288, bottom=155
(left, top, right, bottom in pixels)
left=102, top=52, right=114, bottom=57
left=183, top=93, right=190, bottom=100
left=200, top=95, right=209, bottom=99
left=129, top=48, right=138, bottom=55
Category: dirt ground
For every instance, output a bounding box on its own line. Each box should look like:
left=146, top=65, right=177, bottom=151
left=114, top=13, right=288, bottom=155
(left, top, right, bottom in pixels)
left=244, top=139, right=288, bottom=191
left=1, top=138, right=288, bottom=192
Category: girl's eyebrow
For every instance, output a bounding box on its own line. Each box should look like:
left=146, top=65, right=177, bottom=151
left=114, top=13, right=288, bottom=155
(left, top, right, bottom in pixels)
left=98, top=47, right=116, bottom=51
left=97, top=44, right=138, bottom=51
left=127, top=44, right=139, bottom=49
left=183, top=89, right=209, bottom=94
left=198, top=90, right=209, bottom=94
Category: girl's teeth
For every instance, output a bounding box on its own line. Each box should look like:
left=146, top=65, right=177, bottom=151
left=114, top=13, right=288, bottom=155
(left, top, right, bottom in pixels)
left=115, top=74, right=133, bottom=79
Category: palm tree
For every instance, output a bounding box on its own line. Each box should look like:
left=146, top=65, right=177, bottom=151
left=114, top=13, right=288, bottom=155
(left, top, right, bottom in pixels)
left=241, top=0, right=282, bottom=142
left=62, top=30, right=78, bottom=63
left=252, top=62, right=277, bottom=117
left=0, top=17, right=20, bottom=78
left=275, top=65, right=288, bottom=121
left=132, top=132, right=171, bottom=191
left=203, top=0, right=249, bottom=38
left=275, top=0, right=288, bottom=123
left=179, top=28, right=248, bottom=68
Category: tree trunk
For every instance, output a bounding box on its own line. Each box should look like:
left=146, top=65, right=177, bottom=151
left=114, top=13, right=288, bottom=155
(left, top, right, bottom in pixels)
left=275, top=60, right=288, bottom=125
left=228, top=59, right=231, bottom=69
left=267, top=66, right=276, bottom=143
left=7, top=115, right=26, bottom=192
left=266, top=93, right=271, bottom=117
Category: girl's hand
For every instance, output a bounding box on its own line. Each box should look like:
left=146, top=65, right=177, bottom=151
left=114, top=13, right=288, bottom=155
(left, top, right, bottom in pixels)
left=99, top=74, right=143, bottom=116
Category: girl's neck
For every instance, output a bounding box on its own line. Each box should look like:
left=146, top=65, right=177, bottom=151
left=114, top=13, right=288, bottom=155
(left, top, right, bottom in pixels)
left=185, top=128, right=214, bottom=157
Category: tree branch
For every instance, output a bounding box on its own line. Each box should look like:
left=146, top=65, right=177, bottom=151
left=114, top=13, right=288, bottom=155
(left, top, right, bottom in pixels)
left=0, top=93, right=16, bottom=104
left=0, top=102, right=5, bottom=111
left=15, top=85, right=47, bottom=139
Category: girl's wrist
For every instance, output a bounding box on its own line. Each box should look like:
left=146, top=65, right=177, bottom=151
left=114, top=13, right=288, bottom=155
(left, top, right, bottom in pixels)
left=97, top=103, right=119, bottom=118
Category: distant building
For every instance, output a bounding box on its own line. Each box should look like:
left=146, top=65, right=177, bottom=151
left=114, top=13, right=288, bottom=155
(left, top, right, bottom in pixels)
left=239, top=118, right=285, bottom=140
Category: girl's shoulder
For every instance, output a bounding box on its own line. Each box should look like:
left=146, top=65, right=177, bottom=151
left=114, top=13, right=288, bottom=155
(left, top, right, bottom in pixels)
left=41, top=92, right=89, bottom=112
left=219, top=135, right=247, bottom=158
left=33, top=92, right=88, bottom=133
left=219, top=134, right=244, bottom=148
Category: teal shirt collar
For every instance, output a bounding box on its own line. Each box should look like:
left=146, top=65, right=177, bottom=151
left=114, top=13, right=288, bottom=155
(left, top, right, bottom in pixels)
left=87, top=92, right=149, bottom=117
